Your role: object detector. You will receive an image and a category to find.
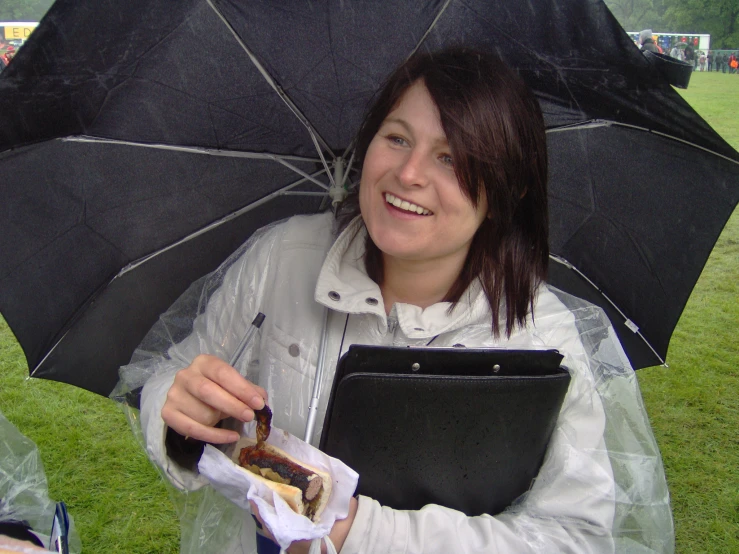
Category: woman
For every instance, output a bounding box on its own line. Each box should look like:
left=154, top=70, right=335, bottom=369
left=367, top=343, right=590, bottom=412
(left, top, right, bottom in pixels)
left=124, top=48, right=673, bottom=553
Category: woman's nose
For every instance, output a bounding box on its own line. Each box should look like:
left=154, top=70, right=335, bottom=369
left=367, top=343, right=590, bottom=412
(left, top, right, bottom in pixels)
left=397, top=150, right=429, bottom=188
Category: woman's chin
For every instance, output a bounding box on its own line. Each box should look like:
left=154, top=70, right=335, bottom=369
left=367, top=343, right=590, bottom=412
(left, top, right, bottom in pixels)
left=374, top=240, right=431, bottom=262
left=368, top=226, right=444, bottom=263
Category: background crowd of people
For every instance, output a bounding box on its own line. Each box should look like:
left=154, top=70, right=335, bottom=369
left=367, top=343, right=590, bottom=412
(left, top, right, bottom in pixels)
left=667, top=46, right=739, bottom=73
left=665, top=45, right=738, bottom=74
left=687, top=51, right=739, bottom=73
left=637, top=29, right=738, bottom=74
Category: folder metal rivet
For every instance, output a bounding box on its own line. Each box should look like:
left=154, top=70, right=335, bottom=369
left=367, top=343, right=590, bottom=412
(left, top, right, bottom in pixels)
left=493, top=364, right=501, bottom=372
left=411, top=363, right=420, bottom=372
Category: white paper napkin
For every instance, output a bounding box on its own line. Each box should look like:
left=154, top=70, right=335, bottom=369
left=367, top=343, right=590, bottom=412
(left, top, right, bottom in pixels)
left=198, top=421, right=358, bottom=550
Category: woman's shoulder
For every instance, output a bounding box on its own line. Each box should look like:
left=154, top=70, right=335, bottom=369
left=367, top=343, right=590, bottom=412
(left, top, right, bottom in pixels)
left=530, top=284, right=613, bottom=338
left=216, top=212, right=334, bottom=279
left=534, top=284, right=608, bottom=320
left=240, top=212, right=334, bottom=253
left=531, top=285, right=577, bottom=322
left=532, top=285, right=629, bottom=361
left=278, top=211, right=335, bottom=244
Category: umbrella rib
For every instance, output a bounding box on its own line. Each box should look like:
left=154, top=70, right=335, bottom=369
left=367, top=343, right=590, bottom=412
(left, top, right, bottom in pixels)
left=61, top=136, right=321, bottom=163
left=62, top=136, right=331, bottom=189
left=205, top=0, right=337, bottom=188
left=546, top=120, right=613, bottom=133
left=28, top=168, right=329, bottom=378
left=341, top=149, right=357, bottom=189
left=650, top=129, right=739, bottom=166
left=549, top=255, right=666, bottom=366
left=547, top=120, right=739, bottom=166
left=272, top=157, right=330, bottom=191
left=406, top=0, right=453, bottom=58
left=118, top=168, right=329, bottom=275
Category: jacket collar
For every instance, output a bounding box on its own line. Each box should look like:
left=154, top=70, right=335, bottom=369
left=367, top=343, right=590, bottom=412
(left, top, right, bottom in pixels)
left=315, top=216, right=491, bottom=337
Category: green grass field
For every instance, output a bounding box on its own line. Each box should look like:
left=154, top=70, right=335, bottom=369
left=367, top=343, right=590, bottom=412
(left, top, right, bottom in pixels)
left=636, top=71, right=739, bottom=553
left=0, top=325, right=181, bottom=551
left=0, top=71, right=737, bottom=553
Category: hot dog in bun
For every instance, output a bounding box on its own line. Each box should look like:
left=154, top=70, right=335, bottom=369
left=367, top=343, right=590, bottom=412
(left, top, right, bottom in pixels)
left=234, top=437, right=332, bottom=521
left=233, top=405, right=332, bottom=522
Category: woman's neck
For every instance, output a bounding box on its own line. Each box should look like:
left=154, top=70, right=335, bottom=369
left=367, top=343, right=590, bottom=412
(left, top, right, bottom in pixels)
left=380, top=253, right=466, bottom=314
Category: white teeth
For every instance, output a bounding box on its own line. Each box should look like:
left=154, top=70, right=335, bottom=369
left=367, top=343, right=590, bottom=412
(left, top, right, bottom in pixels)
left=384, top=193, right=432, bottom=215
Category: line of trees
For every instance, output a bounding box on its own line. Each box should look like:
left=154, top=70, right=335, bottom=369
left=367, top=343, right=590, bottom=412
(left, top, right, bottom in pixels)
left=604, top=0, right=739, bottom=48
left=0, top=0, right=53, bottom=21
left=1, top=0, right=737, bottom=50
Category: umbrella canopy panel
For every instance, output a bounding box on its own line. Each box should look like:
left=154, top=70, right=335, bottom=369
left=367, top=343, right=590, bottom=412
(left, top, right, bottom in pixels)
left=0, top=0, right=738, bottom=396
left=547, top=124, right=739, bottom=367
left=0, top=139, right=324, bottom=394
left=3, top=0, right=736, bottom=157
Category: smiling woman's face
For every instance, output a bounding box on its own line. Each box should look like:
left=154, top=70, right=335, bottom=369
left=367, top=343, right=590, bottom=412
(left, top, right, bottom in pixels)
left=359, top=81, right=487, bottom=270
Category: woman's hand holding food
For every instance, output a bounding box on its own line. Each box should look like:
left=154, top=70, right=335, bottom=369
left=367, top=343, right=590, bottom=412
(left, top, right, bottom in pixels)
left=161, top=354, right=268, bottom=444
left=250, top=496, right=359, bottom=554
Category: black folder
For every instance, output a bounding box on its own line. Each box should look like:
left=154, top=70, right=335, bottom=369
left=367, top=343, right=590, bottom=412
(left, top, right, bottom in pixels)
left=319, top=345, right=571, bottom=516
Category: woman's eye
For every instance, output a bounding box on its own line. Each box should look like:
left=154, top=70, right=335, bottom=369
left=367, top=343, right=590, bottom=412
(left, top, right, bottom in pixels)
left=386, top=135, right=408, bottom=147
left=439, top=154, right=454, bottom=167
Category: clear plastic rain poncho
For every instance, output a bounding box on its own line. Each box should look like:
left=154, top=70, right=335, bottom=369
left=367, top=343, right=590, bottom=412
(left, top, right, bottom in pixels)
left=0, top=409, right=81, bottom=553
left=114, top=212, right=674, bottom=554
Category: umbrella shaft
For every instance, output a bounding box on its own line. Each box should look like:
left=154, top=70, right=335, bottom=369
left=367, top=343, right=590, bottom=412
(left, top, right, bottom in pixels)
left=305, top=307, right=330, bottom=442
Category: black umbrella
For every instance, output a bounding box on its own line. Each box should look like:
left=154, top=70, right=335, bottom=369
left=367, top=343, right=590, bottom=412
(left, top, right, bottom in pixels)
left=1, top=0, right=737, bottom=397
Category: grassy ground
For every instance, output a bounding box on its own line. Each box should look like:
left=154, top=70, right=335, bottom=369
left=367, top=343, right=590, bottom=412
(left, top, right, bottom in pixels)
left=0, top=71, right=737, bottom=552
left=635, top=70, right=739, bottom=553
left=0, top=320, right=181, bottom=552
left=673, top=71, right=739, bottom=147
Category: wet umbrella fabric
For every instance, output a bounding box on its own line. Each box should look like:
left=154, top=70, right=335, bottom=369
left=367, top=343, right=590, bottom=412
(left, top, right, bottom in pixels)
left=0, top=0, right=737, bottom=396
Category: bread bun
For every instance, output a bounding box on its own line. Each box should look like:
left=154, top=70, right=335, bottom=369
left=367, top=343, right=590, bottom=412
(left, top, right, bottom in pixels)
left=232, top=437, right=332, bottom=521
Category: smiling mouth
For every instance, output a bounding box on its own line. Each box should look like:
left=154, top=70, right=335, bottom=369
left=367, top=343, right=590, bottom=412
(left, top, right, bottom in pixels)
left=384, top=193, right=433, bottom=215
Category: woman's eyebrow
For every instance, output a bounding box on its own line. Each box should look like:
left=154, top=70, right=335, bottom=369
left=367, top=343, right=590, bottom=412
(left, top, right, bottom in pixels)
left=383, top=116, right=412, bottom=133
left=382, top=117, right=449, bottom=146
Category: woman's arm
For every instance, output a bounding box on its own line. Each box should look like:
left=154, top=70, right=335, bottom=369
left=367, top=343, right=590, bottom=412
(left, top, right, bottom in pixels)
left=338, top=292, right=618, bottom=554
left=136, top=223, right=282, bottom=490
left=339, top=357, right=614, bottom=554
left=250, top=350, right=612, bottom=554
left=337, top=291, right=671, bottom=553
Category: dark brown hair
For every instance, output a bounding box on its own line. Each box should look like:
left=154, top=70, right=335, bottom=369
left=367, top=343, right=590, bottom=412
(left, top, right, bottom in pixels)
left=340, top=47, right=549, bottom=337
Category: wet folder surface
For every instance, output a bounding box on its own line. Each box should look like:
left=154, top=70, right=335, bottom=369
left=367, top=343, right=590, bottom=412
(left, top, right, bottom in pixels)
left=319, top=345, right=571, bottom=516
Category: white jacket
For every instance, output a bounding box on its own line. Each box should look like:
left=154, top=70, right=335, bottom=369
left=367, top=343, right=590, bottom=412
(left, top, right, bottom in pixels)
left=125, top=212, right=673, bottom=554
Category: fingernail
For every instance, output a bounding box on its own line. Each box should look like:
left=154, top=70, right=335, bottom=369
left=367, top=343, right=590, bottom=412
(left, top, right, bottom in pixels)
left=251, top=395, right=265, bottom=410
left=241, top=409, right=254, bottom=422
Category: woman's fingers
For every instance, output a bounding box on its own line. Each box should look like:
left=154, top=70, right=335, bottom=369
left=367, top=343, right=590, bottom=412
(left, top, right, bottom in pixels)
left=162, top=406, right=241, bottom=443
left=173, top=370, right=252, bottom=424
left=191, top=354, right=268, bottom=410
left=164, top=386, right=224, bottom=428
left=177, top=355, right=268, bottom=421
left=161, top=354, right=270, bottom=442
